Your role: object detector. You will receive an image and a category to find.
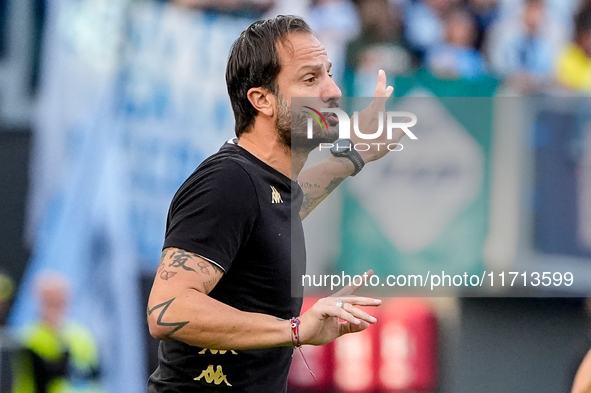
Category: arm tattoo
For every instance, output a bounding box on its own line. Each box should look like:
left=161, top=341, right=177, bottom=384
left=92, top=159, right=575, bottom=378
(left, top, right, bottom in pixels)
left=157, top=250, right=178, bottom=280
left=203, top=278, right=219, bottom=294
left=300, top=177, right=345, bottom=212
left=157, top=249, right=168, bottom=274
left=159, top=270, right=177, bottom=280
left=147, top=298, right=189, bottom=338
left=168, top=250, right=197, bottom=273
left=325, top=177, right=344, bottom=193
left=301, top=193, right=323, bottom=212
left=209, top=262, right=223, bottom=275
left=161, top=249, right=223, bottom=280
left=197, top=261, right=211, bottom=275
left=300, top=181, right=320, bottom=190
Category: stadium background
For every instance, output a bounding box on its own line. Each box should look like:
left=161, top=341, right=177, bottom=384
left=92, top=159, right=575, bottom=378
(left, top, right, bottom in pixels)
left=1, top=0, right=591, bottom=391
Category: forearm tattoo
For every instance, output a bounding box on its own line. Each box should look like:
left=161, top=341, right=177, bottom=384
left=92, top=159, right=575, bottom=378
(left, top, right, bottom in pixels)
left=325, top=177, right=344, bottom=194
left=147, top=298, right=189, bottom=338
left=301, top=193, right=324, bottom=212
left=300, top=176, right=345, bottom=213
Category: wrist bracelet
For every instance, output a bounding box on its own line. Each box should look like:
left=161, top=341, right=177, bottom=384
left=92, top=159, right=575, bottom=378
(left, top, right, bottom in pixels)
left=290, top=317, right=316, bottom=381
left=290, top=317, right=301, bottom=347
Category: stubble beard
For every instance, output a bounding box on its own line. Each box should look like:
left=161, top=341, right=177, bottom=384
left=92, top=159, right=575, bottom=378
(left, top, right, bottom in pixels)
left=275, top=95, right=339, bottom=152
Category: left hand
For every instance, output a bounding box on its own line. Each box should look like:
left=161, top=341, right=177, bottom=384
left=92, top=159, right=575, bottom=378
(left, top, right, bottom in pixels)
left=351, top=69, right=407, bottom=164
left=298, top=295, right=381, bottom=346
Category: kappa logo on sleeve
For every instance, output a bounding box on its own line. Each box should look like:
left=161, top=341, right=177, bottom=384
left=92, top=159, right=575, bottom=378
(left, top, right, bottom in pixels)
left=194, top=365, right=232, bottom=386
left=270, top=186, right=283, bottom=204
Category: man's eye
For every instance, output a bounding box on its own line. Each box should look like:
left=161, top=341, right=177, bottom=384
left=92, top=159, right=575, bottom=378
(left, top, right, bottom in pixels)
left=305, top=76, right=317, bottom=83
left=328, top=73, right=334, bottom=79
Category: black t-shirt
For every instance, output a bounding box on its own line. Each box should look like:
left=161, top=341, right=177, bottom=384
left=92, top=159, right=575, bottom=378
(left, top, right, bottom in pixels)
left=147, top=141, right=306, bottom=393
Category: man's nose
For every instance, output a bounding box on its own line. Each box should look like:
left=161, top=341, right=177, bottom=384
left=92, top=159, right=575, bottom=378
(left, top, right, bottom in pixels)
left=322, top=76, right=342, bottom=103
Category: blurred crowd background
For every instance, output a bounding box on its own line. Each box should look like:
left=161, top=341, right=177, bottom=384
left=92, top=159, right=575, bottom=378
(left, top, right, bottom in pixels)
left=2, top=0, right=591, bottom=392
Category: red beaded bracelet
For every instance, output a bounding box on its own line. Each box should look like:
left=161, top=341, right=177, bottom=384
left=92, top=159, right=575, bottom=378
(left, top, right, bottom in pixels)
left=289, top=317, right=316, bottom=381
left=290, top=317, right=301, bottom=347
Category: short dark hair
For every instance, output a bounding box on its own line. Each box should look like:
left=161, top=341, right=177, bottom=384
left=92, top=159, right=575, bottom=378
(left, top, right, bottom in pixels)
left=226, top=15, right=313, bottom=137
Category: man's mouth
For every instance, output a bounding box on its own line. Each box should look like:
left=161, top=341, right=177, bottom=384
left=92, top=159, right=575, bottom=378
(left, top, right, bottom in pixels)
left=326, top=113, right=339, bottom=126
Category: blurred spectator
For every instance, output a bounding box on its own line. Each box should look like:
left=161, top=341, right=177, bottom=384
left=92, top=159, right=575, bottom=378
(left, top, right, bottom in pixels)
left=404, top=0, right=457, bottom=57
left=556, top=4, right=591, bottom=92
left=12, top=273, right=102, bottom=393
left=466, top=0, right=499, bottom=49
left=0, top=273, right=17, bottom=393
left=486, top=0, right=566, bottom=92
left=497, top=0, right=577, bottom=33
left=308, top=0, right=360, bottom=83
left=346, top=0, right=414, bottom=76
left=0, top=274, right=14, bottom=326
left=425, top=7, right=486, bottom=79
left=172, top=0, right=274, bottom=17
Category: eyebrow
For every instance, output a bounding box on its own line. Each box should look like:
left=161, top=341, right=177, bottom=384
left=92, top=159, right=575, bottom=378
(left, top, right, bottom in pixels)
left=298, top=62, right=333, bottom=75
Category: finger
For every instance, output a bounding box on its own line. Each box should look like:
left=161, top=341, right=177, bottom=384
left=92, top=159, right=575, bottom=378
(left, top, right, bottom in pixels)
left=331, top=296, right=382, bottom=307
left=326, top=306, right=361, bottom=325
left=339, top=320, right=370, bottom=335
left=374, top=69, right=394, bottom=98
left=342, top=302, right=377, bottom=324
left=385, top=84, right=394, bottom=98
left=330, top=269, right=374, bottom=297
left=374, top=69, right=387, bottom=98
left=373, top=69, right=394, bottom=110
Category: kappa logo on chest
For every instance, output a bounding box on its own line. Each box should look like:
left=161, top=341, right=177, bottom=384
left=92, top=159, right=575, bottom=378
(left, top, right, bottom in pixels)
left=270, top=186, right=283, bottom=204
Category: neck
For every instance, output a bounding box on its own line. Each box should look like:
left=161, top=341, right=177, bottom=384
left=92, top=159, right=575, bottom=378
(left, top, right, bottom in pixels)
left=237, top=126, right=309, bottom=181
left=290, top=149, right=308, bottom=180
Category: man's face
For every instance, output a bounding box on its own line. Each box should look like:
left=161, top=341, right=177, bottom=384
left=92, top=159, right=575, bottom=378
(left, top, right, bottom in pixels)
left=39, top=283, right=68, bottom=328
left=274, top=32, right=342, bottom=150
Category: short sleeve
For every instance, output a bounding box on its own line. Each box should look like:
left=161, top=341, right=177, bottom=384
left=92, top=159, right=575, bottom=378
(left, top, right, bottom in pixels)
left=163, top=160, right=259, bottom=272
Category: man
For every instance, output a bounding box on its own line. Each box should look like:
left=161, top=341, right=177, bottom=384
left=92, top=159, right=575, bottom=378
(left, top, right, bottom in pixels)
left=556, top=4, right=591, bottom=92
left=13, top=272, right=102, bottom=393
left=147, top=15, right=404, bottom=392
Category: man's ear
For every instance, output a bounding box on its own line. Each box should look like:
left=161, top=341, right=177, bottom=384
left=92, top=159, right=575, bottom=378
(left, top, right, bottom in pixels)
left=247, top=87, right=276, bottom=118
